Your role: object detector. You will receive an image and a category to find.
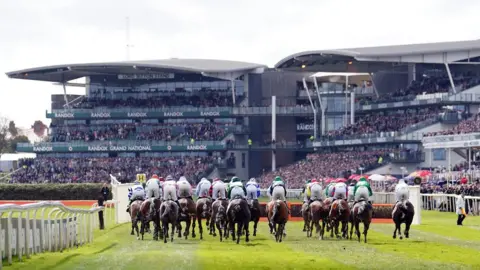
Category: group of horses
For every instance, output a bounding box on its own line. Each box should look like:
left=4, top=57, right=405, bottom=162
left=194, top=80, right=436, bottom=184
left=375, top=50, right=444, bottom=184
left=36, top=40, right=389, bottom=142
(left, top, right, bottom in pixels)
left=128, top=194, right=290, bottom=244
left=301, top=198, right=415, bottom=243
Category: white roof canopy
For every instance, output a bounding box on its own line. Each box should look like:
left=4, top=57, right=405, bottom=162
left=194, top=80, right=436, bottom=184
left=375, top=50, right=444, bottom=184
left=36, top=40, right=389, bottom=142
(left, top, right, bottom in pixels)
left=310, top=72, right=370, bottom=78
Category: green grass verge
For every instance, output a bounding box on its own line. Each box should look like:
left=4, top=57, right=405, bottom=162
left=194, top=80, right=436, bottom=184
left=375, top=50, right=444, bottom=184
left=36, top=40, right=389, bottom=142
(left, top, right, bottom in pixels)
left=5, top=211, right=480, bottom=270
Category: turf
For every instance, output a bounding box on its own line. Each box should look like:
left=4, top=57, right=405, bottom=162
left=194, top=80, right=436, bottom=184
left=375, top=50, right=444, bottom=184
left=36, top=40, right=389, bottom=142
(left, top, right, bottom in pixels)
left=5, top=211, right=480, bottom=270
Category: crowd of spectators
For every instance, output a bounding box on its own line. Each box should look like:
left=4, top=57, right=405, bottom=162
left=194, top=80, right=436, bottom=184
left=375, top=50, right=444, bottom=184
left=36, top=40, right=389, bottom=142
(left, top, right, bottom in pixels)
left=358, top=74, right=480, bottom=105
left=425, top=113, right=480, bottom=136
left=12, top=156, right=216, bottom=184
left=50, top=122, right=234, bottom=142
left=324, top=107, right=440, bottom=140
left=257, top=149, right=390, bottom=188
left=74, top=91, right=235, bottom=109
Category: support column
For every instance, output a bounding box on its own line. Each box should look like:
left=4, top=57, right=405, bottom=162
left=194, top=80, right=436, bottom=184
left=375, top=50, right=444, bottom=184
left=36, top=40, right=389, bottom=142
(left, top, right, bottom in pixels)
left=231, top=80, right=236, bottom=105
left=62, top=83, right=70, bottom=109
left=303, top=78, right=317, bottom=138
left=312, top=77, right=325, bottom=136
left=444, top=63, right=457, bottom=93
left=448, top=148, right=452, bottom=186
left=350, top=91, right=355, bottom=125
left=321, top=107, right=326, bottom=135
left=344, top=76, right=349, bottom=126
left=369, top=73, right=380, bottom=98
left=469, top=147, right=472, bottom=182
left=271, top=96, right=276, bottom=172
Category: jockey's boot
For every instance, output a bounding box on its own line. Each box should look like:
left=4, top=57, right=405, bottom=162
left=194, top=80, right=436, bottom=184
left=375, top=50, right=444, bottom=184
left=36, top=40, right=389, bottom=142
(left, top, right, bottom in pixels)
left=126, top=206, right=130, bottom=213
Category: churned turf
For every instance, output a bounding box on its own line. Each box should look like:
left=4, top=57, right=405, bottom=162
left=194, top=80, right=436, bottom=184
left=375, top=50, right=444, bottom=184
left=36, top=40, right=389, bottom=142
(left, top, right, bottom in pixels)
left=5, top=211, right=480, bottom=270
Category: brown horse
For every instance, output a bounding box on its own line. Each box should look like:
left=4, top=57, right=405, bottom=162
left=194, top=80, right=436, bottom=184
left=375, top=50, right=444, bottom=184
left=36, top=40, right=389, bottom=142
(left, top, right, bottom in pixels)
left=227, top=198, right=251, bottom=244
left=301, top=202, right=310, bottom=233
left=139, top=199, right=162, bottom=241
left=177, top=197, right=197, bottom=239
left=196, top=197, right=212, bottom=240
left=160, top=200, right=179, bottom=243
left=129, top=200, right=143, bottom=239
left=351, top=201, right=373, bottom=243
left=211, top=199, right=229, bottom=242
left=329, top=199, right=350, bottom=239
left=392, top=201, right=415, bottom=240
left=248, top=199, right=261, bottom=236
left=266, top=200, right=289, bottom=242
left=308, top=200, right=329, bottom=240
left=323, top=198, right=333, bottom=232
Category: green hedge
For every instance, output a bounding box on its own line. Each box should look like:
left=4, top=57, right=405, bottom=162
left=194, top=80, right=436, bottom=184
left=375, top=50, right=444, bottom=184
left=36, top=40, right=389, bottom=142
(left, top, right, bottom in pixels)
left=0, top=184, right=112, bottom=200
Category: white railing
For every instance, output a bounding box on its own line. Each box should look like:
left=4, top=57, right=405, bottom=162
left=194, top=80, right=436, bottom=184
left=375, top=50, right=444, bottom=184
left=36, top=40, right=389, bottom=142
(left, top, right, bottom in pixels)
left=91, top=200, right=117, bottom=229
left=0, top=201, right=104, bottom=268
left=421, top=193, right=480, bottom=215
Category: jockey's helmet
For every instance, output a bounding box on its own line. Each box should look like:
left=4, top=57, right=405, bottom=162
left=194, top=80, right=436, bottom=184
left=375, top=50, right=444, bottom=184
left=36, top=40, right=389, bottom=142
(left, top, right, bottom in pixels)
left=159, top=177, right=165, bottom=182
left=349, top=181, right=356, bottom=186
left=311, top=178, right=318, bottom=183
left=306, top=179, right=311, bottom=184
left=249, top=178, right=256, bottom=183
left=152, top=174, right=159, bottom=179
left=166, top=175, right=174, bottom=181
left=231, top=176, right=241, bottom=183
left=133, top=180, right=140, bottom=185
left=359, top=177, right=367, bottom=182
left=275, top=176, right=282, bottom=182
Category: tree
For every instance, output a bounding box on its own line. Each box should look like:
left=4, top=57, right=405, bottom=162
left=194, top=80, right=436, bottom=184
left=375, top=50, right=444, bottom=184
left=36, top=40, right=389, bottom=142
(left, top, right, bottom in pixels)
left=0, top=117, right=8, bottom=154
left=32, top=120, right=48, bottom=137
left=8, top=121, right=18, bottom=137
left=6, top=135, right=30, bottom=153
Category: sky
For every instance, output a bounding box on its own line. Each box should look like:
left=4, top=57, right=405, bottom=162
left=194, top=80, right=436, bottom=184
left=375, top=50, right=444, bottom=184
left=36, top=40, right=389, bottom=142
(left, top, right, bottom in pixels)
left=0, top=0, right=479, bottom=129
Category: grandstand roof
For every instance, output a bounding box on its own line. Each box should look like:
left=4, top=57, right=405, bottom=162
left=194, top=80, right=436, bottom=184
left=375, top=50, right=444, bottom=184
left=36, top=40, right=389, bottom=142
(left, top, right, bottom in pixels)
left=275, top=39, right=480, bottom=71
left=5, top=59, right=267, bottom=83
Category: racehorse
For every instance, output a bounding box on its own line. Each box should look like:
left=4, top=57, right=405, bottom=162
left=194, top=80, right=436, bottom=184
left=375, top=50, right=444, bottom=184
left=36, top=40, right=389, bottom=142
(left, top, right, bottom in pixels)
left=227, top=197, right=251, bottom=244
left=323, top=198, right=333, bottom=232
left=210, top=198, right=229, bottom=241
left=351, top=201, right=373, bottom=243
left=196, top=197, right=212, bottom=240
left=308, top=200, right=329, bottom=240
left=177, top=197, right=197, bottom=239
left=139, top=199, right=162, bottom=241
left=129, top=200, right=143, bottom=240
left=392, top=200, right=415, bottom=240
left=248, top=199, right=261, bottom=236
left=159, top=200, right=179, bottom=243
left=301, top=202, right=310, bottom=233
left=266, top=200, right=289, bottom=242
left=329, top=199, right=350, bottom=239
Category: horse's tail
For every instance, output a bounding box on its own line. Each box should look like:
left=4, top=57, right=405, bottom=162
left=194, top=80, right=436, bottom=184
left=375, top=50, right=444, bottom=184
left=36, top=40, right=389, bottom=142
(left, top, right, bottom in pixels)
left=202, top=199, right=209, bottom=217
left=356, top=201, right=365, bottom=216
left=161, top=202, right=171, bottom=219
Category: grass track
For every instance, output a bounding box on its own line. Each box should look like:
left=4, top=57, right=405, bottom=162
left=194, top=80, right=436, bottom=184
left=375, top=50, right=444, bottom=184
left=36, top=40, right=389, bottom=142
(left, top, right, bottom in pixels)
left=5, top=211, right=480, bottom=270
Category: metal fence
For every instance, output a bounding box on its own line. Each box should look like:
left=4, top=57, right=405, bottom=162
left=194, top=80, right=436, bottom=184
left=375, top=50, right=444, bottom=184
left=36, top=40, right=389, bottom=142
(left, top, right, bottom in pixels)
left=0, top=201, right=105, bottom=268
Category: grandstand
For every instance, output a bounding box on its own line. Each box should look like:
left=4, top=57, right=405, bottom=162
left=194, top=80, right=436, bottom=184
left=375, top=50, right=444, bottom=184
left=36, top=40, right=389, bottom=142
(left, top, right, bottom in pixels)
left=6, top=40, right=480, bottom=188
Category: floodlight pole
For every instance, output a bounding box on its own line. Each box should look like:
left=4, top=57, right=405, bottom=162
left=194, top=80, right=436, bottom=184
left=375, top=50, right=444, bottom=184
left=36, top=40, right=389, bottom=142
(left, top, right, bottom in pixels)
left=62, top=83, right=70, bottom=109
left=231, top=80, right=236, bottom=105
left=303, top=78, right=317, bottom=138
left=344, top=76, right=349, bottom=126
left=444, top=62, right=457, bottom=94
left=271, top=95, right=276, bottom=172
left=313, top=77, right=326, bottom=135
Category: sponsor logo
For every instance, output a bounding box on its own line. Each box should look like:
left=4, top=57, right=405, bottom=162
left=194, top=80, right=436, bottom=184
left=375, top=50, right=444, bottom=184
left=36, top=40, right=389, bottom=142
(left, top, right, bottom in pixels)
left=127, top=145, right=152, bottom=151
left=54, top=112, right=74, bottom=118
left=110, top=146, right=127, bottom=151
left=33, top=146, right=53, bottom=152
left=90, top=112, right=111, bottom=118
left=88, top=146, right=109, bottom=151
left=297, top=123, right=314, bottom=131
left=127, top=112, right=147, bottom=117
left=200, top=111, right=220, bottom=117
left=187, top=145, right=207, bottom=150
left=163, top=112, right=183, bottom=117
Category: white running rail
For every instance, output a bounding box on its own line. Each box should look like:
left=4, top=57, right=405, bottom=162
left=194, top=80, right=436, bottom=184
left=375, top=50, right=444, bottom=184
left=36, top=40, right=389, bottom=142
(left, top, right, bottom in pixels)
left=0, top=201, right=104, bottom=268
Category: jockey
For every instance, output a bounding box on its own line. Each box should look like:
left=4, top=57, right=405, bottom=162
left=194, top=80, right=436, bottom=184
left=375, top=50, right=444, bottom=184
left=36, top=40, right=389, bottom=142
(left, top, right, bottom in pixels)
left=308, top=178, right=323, bottom=203
left=268, top=176, right=287, bottom=203
left=302, top=180, right=312, bottom=203
left=228, top=176, right=247, bottom=199
left=347, top=181, right=356, bottom=202
left=324, top=181, right=335, bottom=199
left=177, top=176, right=193, bottom=200
left=353, top=177, right=373, bottom=206
left=212, top=178, right=227, bottom=200
left=126, top=180, right=146, bottom=213
left=245, top=178, right=261, bottom=201
left=163, top=175, right=178, bottom=201
left=196, top=177, right=212, bottom=199
left=394, top=178, right=410, bottom=203
left=332, top=179, right=348, bottom=201
left=146, top=174, right=162, bottom=200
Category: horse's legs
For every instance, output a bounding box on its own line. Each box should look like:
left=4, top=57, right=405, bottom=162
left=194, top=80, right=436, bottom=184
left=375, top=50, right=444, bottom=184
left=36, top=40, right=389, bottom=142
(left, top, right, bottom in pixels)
left=245, top=221, right=250, bottom=243
left=197, top=216, right=203, bottom=240
left=177, top=222, right=182, bottom=238
left=253, top=219, right=258, bottom=237
left=170, top=222, right=175, bottom=243
left=405, top=221, right=412, bottom=239
left=230, top=221, right=236, bottom=242
left=349, top=219, right=355, bottom=240
left=162, top=221, right=168, bottom=243
left=184, top=218, right=191, bottom=240
left=224, top=220, right=229, bottom=239
left=392, top=222, right=398, bottom=239
left=191, top=215, right=197, bottom=238
left=363, top=221, right=370, bottom=243
left=130, top=220, right=135, bottom=235
left=209, top=214, right=215, bottom=236
left=342, top=221, right=349, bottom=239
left=236, top=222, right=243, bottom=244
left=216, top=220, right=223, bottom=242
left=355, top=220, right=361, bottom=242
left=398, top=223, right=403, bottom=240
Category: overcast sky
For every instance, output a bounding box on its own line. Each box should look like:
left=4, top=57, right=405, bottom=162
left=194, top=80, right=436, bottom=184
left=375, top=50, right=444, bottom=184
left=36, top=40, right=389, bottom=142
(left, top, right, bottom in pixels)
left=0, top=0, right=479, bottom=129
